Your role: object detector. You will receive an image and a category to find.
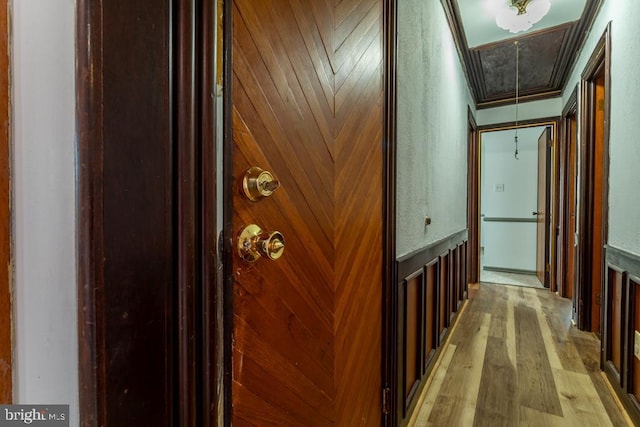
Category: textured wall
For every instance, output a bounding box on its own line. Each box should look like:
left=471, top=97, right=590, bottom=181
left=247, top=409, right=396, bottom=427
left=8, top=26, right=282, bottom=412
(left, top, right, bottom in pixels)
left=562, top=0, right=640, bottom=257
left=13, top=0, right=78, bottom=424
left=396, top=0, right=475, bottom=257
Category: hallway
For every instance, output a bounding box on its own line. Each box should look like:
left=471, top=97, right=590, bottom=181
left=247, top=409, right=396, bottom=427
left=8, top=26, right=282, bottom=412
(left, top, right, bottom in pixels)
left=411, top=283, right=630, bottom=426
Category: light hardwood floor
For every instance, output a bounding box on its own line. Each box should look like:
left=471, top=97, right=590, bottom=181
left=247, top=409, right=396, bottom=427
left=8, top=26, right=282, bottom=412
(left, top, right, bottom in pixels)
left=411, top=283, right=632, bottom=426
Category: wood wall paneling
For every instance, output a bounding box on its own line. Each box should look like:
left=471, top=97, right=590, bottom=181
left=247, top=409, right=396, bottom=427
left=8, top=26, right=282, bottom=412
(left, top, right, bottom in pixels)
left=605, top=265, right=625, bottom=381
left=396, top=234, right=468, bottom=425
left=449, top=247, right=457, bottom=320
left=0, top=0, right=10, bottom=404
left=457, top=243, right=464, bottom=304
left=439, top=252, right=450, bottom=343
left=404, top=273, right=423, bottom=410
left=631, top=276, right=640, bottom=408
left=425, top=260, right=438, bottom=371
left=602, top=246, right=640, bottom=424
left=462, top=241, right=468, bottom=297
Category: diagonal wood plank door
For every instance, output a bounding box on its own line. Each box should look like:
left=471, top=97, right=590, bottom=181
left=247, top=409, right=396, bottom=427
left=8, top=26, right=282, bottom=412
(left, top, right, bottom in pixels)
left=231, top=0, right=384, bottom=424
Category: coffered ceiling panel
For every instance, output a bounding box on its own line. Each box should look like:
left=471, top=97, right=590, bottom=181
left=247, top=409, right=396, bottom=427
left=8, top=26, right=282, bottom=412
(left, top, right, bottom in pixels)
left=441, top=0, right=603, bottom=108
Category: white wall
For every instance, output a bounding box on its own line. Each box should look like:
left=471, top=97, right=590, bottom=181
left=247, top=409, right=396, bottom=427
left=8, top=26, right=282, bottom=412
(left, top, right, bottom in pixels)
left=396, top=0, right=475, bottom=257
left=476, top=97, right=562, bottom=126
left=562, top=0, right=640, bottom=257
left=12, top=0, right=78, bottom=425
left=481, top=126, right=546, bottom=271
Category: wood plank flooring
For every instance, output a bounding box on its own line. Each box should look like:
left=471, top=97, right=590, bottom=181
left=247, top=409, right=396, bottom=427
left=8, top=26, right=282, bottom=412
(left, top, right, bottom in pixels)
left=411, top=283, right=631, bottom=426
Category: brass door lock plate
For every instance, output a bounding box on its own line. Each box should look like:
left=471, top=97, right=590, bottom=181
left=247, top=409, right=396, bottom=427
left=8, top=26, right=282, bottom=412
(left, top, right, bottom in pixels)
left=238, top=224, right=285, bottom=262
left=242, top=167, right=280, bottom=201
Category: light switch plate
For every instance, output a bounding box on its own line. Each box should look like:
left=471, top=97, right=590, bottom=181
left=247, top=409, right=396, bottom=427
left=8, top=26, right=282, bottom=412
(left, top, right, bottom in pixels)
left=635, top=331, right=640, bottom=360
left=494, top=184, right=505, bottom=192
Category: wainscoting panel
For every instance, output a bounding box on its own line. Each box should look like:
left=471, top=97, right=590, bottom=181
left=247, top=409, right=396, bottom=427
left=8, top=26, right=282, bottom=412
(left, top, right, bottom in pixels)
left=403, top=271, right=423, bottom=410
left=603, top=246, right=640, bottom=424
left=449, top=246, right=458, bottom=322
left=604, top=264, right=625, bottom=384
left=424, top=260, right=438, bottom=373
left=440, top=251, right=450, bottom=342
left=630, top=274, right=640, bottom=414
left=395, top=230, right=468, bottom=425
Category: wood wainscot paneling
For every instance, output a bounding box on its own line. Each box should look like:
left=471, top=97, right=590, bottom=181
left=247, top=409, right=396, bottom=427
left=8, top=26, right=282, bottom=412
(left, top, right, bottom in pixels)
left=440, top=250, right=450, bottom=342
left=602, top=245, right=640, bottom=425
left=424, top=260, right=438, bottom=373
left=395, top=229, right=468, bottom=426
left=631, top=274, right=640, bottom=408
left=604, top=264, right=626, bottom=384
left=403, top=272, right=423, bottom=409
left=449, top=246, right=458, bottom=322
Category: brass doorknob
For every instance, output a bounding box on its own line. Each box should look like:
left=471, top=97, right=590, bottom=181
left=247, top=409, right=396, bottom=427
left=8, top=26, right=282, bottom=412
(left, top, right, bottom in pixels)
left=242, top=167, right=281, bottom=201
left=238, top=224, right=285, bottom=262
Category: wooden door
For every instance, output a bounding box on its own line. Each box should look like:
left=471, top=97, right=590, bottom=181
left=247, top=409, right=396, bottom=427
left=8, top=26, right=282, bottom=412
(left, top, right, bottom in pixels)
left=589, top=67, right=606, bottom=333
left=467, top=109, right=479, bottom=284
left=576, top=27, right=610, bottom=334
left=230, top=0, right=384, bottom=424
left=536, top=127, right=551, bottom=287
left=565, top=113, right=577, bottom=301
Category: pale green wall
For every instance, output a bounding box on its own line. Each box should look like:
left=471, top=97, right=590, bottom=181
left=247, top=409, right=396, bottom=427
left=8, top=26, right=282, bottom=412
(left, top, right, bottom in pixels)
left=562, top=0, right=640, bottom=257
left=396, top=0, right=475, bottom=257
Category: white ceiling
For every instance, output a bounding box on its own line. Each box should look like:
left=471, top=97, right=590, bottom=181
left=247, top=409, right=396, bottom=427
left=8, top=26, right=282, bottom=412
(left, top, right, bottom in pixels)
left=458, top=0, right=587, bottom=48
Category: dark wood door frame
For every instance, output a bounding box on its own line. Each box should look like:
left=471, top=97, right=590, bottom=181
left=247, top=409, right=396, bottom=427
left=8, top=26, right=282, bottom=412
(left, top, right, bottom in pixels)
left=558, top=86, right=578, bottom=307
left=467, top=107, right=479, bottom=285
left=475, top=118, right=559, bottom=289
left=76, top=0, right=220, bottom=424
left=577, top=23, right=611, bottom=335
left=536, top=126, right=553, bottom=288
left=78, top=0, right=397, bottom=423
left=0, top=0, right=11, bottom=404
left=383, top=0, right=399, bottom=424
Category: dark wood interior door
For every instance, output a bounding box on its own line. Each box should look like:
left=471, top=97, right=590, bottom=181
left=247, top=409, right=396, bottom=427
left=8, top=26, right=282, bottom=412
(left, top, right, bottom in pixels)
left=536, top=127, right=551, bottom=287
left=566, top=112, right=577, bottom=302
left=230, top=0, right=384, bottom=424
left=589, top=68, right=606, bottom=333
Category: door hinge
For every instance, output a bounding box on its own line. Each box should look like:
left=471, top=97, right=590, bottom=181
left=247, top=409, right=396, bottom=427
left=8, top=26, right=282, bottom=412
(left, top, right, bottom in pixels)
left=596, top=293, right=602, bottom=305
left=548, top=138, right=553, bottom=148
left=382, top=387, right=391, bottom=415
left=546, top=263, right=551, bottom=272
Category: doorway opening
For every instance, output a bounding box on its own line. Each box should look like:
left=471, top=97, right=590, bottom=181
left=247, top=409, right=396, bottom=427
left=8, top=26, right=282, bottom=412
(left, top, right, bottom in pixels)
left=558, top=86, right=579, bottom=318
left=577, top=24, right=611, bottom=335
left=476, top=121, right=557, bottom=290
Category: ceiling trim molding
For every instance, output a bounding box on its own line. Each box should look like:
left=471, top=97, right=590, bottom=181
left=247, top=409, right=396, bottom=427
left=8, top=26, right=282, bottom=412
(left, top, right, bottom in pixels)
left=440, top=0, right=604, bottom=108
left=477, top=89, right=563, bottom=110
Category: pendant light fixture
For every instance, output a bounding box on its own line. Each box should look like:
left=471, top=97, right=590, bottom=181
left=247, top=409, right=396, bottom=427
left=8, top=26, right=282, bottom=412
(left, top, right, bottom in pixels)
left=495, top=0, right=551, bottom=34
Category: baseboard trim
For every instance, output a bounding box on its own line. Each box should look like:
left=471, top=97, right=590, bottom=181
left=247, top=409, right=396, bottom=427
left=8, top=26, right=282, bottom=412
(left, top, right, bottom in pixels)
left=482, top=266, right=536, bottom=275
